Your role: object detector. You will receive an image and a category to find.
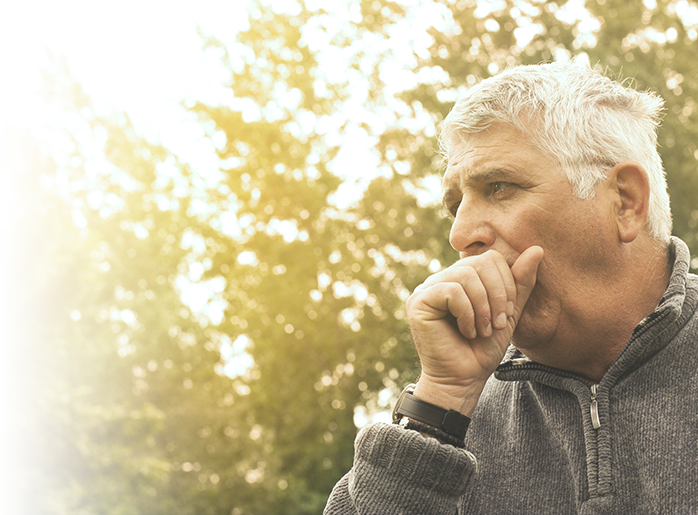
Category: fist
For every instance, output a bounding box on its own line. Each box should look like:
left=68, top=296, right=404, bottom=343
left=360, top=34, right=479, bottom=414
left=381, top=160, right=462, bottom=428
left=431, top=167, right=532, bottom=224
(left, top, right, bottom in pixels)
left=406, top=246, right=543, bottom=415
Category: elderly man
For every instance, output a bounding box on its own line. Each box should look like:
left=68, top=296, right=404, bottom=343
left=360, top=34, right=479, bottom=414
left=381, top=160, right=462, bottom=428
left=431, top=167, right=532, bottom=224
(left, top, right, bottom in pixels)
left=324, top=62, right=698, bottom=514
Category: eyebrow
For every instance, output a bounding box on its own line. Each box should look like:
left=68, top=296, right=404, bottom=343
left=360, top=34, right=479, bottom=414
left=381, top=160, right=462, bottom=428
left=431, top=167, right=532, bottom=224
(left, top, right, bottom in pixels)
left=465, top=167, right=521, bottom=184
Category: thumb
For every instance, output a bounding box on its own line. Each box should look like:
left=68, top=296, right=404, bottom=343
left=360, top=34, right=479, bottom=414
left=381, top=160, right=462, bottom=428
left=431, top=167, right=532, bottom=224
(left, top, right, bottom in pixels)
left=510, top=246, right=544, bottom=322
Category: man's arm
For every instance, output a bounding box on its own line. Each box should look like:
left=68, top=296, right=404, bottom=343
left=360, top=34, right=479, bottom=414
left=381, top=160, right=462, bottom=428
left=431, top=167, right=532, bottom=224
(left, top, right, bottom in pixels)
left=324, top=423, right=476, bottom=515
left=324, top=247, right=543, bottom=514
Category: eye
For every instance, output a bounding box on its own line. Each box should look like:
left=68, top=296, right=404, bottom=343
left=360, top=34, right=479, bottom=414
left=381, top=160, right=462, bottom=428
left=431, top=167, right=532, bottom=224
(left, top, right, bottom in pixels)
left=492, top=182, right=507, bottom=193
left=490, top=181, right=515, bottom=199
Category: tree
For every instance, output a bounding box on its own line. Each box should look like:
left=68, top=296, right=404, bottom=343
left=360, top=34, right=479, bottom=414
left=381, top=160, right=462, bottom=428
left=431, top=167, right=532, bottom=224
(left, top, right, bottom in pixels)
left=2, top=127, right=163, bottom=514
left=191, top=2, right=451, bottom=511
left=6, top=75, right=266, bottom=514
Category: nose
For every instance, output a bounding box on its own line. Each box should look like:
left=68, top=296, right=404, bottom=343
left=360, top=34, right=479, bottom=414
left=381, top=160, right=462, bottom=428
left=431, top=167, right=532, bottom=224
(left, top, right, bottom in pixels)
left=449, top=201, right=495, bottom=256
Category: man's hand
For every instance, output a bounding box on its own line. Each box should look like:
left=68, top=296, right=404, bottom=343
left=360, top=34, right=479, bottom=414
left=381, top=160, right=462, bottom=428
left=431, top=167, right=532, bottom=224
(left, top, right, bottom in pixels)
left=406, top=246, right=544, bottom=417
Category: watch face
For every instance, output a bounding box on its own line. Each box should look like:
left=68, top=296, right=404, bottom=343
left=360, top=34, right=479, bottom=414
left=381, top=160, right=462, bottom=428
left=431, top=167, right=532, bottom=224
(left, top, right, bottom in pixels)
left=392, top=384, right=417, bottom=424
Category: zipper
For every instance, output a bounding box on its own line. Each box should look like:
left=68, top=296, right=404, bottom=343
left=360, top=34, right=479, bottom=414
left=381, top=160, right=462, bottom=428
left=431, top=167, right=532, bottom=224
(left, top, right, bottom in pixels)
left=497, top=360, right=582, bottom=380
left=498, top=361, right=603, bottom=430
left=590, top=384, right=601, bottom=429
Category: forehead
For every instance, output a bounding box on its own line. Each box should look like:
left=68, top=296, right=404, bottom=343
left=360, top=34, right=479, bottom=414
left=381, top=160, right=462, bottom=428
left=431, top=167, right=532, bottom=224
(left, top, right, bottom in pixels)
left=442, top=124, right=557, bottom=189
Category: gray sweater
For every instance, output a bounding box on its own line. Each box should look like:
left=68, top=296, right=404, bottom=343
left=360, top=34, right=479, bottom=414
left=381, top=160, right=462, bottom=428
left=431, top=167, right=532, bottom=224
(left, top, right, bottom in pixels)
left=325, top=238, right=698, bottom=514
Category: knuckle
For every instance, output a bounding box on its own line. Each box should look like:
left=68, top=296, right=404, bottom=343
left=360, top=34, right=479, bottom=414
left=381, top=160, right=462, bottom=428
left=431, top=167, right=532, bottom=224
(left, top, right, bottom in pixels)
left=460, top=266, right=479, bottom=279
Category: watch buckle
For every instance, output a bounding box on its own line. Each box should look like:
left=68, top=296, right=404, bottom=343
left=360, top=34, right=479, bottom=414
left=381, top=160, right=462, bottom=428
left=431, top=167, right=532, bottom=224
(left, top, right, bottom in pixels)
left=391, top=383, right=417, bottom=424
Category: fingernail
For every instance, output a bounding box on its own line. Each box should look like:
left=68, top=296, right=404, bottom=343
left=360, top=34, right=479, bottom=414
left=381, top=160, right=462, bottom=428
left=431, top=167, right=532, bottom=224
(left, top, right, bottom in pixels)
left=507, top=301, right=515, bottom=316
left=484, top=321, right=492, bottom=337
left=495, top=312, right=507, bottom=329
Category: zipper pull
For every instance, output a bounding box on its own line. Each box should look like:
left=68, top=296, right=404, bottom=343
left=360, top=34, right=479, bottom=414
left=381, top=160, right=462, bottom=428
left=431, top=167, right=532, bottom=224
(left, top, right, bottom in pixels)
left=590, top=384, right=601, bottom=429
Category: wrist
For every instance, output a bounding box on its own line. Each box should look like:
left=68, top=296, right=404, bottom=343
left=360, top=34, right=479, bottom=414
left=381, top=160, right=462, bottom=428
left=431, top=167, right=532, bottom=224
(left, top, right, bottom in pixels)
left=413, top=376, right=486, bottom=417
left=392, top=384, right=470, bottom=443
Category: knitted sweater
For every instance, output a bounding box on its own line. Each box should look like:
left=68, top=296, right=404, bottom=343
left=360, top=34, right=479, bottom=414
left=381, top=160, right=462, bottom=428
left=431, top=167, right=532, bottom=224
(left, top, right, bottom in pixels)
left=325, top=238, right=698, bottom=514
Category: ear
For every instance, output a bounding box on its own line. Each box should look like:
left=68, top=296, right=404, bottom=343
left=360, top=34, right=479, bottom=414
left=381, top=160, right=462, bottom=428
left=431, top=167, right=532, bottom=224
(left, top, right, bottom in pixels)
left=607, top=161, right=650, bottom=243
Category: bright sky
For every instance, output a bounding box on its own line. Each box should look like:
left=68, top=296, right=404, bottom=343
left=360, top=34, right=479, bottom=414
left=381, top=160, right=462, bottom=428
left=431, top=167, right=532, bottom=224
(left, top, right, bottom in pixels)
left=0, top=0, right=591, bottom=177
left=1, top=0, right=255, bottom=174
left=1, top=0, right=287, bottom=321
left=2, top=0, right=422, bottom=177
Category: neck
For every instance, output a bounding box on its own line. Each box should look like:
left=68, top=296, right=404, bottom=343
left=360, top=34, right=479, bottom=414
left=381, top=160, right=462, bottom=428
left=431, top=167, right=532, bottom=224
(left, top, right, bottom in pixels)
left=519, top=236, right=671, bottom=383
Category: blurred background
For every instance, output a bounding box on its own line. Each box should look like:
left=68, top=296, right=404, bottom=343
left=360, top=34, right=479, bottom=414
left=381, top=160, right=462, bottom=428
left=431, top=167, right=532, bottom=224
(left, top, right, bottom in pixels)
left=1, top=0, right=697, bottom=513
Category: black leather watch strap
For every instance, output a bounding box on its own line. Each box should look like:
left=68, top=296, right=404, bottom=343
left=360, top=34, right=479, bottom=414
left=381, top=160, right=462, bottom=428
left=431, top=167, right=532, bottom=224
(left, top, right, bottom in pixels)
left=392, top=383, right=470, bottom=440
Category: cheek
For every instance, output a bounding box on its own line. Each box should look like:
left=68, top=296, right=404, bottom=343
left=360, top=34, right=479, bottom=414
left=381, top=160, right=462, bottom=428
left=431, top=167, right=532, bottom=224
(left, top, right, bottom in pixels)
left=526, top=201, right=611, bottom=266
left=560, top=212, right=616, bottom=273
left=522, top=219, right=618, bottom=320
left=503, top=209, right=560, bottom=255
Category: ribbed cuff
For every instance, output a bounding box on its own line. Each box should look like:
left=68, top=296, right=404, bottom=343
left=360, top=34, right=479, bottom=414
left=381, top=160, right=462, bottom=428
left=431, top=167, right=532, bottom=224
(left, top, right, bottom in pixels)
left=347, top=422, right=476, bottom=514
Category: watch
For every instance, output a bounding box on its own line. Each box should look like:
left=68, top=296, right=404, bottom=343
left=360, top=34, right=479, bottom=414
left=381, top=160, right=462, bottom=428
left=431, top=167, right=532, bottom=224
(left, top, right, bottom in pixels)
left=392, top=383, right=470, bottom=440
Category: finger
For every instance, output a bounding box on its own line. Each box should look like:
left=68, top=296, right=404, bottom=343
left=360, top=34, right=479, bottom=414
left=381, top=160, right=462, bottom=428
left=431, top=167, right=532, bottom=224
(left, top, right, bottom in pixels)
left=418, top=262, right=475, bottom=289
left=455, top=251, right=509, bottom=334
left=439, top=284, right=478, bottom=340
left=411, top=282, right=478, bottom=339
left=484, top=251, right=516, bottom=330
left=491, top=253, right=516, bottom=317
left=466, top=254, right=505, bottom=334
left=420, top=253, right=508, bottom=337
left=416, top=263, right=492, bottom=337
left=451, top=292, right=477, bottom=341
left=456, top=266, right=492, bottom=338
left=510, top=246, right=544, bottom=322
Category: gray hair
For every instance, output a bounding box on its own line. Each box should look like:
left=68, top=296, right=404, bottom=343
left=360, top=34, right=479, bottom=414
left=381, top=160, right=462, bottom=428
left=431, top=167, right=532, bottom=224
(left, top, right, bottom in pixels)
left=439, top=61, right=672, bottom=243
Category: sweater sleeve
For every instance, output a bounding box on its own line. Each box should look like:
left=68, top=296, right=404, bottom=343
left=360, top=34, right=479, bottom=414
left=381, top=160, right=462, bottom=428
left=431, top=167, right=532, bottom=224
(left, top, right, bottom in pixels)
left=323, top=422, right=477, bottom=515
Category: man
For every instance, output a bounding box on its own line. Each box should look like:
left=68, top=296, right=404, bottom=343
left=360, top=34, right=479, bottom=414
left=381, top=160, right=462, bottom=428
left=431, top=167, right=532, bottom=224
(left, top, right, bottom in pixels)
left=324, top=61, right=698, bottom=514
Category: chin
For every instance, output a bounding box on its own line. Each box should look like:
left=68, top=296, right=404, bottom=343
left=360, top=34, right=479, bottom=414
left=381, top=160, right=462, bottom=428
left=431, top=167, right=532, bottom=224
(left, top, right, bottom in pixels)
left=511, top=316, right=540, bottom=351
left=511, top=294, right=557, bottom=352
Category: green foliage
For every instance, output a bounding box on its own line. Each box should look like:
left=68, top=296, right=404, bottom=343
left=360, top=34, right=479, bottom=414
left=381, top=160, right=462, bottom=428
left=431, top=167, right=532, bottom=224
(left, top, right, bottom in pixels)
left=191, top=3, right=444, bottom=510
left=15, top=0, right=698, bottom=514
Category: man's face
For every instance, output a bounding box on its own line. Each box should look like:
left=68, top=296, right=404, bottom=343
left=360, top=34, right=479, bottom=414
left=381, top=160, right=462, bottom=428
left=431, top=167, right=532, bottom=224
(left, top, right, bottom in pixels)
left=442, top=123, right=620, bottom=353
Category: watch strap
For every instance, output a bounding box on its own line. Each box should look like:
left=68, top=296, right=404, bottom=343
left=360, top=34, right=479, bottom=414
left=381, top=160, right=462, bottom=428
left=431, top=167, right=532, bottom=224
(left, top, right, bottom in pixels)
left=392, top=383, right=470, bottom=440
